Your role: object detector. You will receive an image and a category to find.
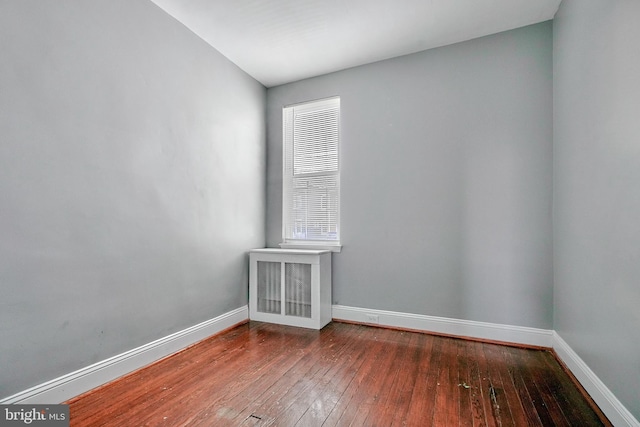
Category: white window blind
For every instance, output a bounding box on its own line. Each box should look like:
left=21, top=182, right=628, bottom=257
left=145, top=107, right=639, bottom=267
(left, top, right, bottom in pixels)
left=283, top=97, right=340, bottom=244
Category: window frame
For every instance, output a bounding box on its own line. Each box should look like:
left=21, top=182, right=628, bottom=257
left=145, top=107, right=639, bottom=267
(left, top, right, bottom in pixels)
left=280, top=96, right=342, bottom=253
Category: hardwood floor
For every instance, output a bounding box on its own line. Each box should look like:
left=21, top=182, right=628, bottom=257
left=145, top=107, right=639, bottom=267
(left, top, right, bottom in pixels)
left=67, top=321, right=610, bottom=426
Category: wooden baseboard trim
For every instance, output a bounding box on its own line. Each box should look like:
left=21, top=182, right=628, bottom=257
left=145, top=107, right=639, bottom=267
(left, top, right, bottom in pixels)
left=552, top=332, right=640, bottom=427
left=0, top=306, right=249, bottom=404
left=332, top=305, right=554, bottom=348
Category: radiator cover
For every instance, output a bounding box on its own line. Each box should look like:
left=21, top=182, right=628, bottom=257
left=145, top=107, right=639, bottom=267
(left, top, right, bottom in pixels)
left=249, top=249, right=332, bottom=329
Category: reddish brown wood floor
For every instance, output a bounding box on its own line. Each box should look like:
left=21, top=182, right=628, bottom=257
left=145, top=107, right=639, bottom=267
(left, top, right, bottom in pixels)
left=67, top=321, right=610, bottom=426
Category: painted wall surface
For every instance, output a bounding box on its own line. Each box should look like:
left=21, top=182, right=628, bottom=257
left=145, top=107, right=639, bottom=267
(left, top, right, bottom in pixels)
left=0, top=1, right=265, bottom=398
left=267, top=23, right=553, bottom=329
left=553, top=0, right=640, bottom=419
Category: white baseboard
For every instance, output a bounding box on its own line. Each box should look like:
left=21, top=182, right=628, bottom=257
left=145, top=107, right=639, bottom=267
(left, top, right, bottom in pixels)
left=332, top=305, right=554, bottom=347
left=552, top=332, right=640, bottom=427
left=0, top=306, right=249, bottom=405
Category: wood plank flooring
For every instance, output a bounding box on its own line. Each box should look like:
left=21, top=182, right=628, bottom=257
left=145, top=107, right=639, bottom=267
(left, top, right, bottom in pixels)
left=66, top=321, right=610, bottom=426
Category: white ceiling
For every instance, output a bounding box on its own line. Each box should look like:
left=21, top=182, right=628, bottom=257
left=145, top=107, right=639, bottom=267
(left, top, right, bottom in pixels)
left=149, top=0, right=562, bottom=88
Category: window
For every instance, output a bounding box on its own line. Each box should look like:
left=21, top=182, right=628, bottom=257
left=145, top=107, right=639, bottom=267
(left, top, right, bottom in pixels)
left=281, top=97, right=341, bottom=252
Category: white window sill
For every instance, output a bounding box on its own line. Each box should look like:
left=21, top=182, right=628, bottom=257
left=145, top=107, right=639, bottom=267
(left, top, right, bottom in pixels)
left=279, top=241, right=342, bottom=253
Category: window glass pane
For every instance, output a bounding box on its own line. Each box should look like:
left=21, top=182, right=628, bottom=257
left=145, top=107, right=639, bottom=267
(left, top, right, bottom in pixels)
left=290, top=175, right=339, bottom=240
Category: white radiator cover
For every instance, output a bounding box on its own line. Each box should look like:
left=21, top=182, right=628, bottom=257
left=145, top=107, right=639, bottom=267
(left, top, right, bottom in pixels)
left=249, top=249, right=332, bottom=329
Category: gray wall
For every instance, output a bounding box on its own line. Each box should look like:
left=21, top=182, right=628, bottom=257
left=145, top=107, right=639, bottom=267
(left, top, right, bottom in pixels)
left=553, top=0, right=640, bottom=419
left=0, top=1, right=265, bottom=398
left=267, top=23, right=553, bottom=329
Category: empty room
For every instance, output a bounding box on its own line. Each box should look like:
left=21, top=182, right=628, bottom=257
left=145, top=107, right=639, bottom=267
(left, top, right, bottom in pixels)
left=1, top=0, right=638, bottom=426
